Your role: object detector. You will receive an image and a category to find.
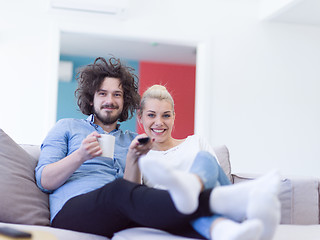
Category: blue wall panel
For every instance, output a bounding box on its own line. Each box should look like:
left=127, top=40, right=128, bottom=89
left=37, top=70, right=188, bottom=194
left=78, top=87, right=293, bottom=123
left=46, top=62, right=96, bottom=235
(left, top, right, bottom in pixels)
left=57, top=55, right=139, bottom=132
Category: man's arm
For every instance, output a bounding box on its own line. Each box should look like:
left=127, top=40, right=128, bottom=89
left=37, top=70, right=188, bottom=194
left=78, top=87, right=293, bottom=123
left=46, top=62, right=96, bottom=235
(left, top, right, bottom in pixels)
left=40, top=131, right=103, bottom=190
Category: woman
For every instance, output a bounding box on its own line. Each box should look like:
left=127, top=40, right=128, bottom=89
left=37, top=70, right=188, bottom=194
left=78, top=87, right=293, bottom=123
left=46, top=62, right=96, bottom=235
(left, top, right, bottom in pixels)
left=136, top=85, right=281, bottom=240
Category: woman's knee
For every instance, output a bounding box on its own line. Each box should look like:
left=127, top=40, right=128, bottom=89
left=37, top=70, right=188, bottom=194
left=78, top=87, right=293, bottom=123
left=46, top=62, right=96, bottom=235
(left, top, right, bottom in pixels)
left=195, top=151, right=220, bottom=170
left=197, top=151, right=218, bottom=163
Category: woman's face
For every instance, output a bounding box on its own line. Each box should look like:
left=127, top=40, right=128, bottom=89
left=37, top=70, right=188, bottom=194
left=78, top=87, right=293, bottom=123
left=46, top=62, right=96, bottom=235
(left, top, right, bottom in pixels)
left=139, top=98, right=175, bottom=144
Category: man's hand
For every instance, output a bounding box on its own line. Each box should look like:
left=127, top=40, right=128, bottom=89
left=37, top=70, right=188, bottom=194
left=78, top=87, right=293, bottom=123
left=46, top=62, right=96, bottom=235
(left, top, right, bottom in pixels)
left=78, top=131, right=103, bottom=162
left=41, top=131, right=103, bottom=190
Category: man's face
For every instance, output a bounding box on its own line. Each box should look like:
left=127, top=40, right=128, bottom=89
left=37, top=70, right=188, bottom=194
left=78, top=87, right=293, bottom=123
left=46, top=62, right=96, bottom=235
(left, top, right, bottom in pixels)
left=92, top=77, right=124, bottom=126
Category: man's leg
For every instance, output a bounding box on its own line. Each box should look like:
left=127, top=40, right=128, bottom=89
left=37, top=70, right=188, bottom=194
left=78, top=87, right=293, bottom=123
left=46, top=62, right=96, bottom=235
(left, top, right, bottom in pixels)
left=52, top=179, right=211, bottom=238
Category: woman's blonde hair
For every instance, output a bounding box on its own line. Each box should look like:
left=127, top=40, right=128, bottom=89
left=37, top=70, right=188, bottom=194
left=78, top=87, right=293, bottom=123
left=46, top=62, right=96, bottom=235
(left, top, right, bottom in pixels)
left=139, top=85, right=175, bottom=114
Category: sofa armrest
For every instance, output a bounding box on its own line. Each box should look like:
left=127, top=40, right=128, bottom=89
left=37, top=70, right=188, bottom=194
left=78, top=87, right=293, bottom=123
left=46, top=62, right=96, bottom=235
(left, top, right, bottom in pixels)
left=232, top=173, right=320, bottom=225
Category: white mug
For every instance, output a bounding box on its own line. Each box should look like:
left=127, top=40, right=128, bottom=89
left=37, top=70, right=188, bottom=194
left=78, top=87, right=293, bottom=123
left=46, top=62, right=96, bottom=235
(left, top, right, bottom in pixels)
left=97, top=134, right=115, bottom=158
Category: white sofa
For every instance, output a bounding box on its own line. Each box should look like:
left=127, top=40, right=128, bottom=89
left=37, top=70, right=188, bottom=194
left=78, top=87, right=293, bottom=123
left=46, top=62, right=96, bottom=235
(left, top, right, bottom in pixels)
left=0, top=128, right=320, bottom=240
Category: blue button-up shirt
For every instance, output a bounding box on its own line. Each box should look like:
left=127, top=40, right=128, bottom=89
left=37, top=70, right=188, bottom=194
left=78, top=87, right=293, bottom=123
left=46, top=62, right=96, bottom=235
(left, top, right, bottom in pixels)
left=35, top=115, right=137, bottom=222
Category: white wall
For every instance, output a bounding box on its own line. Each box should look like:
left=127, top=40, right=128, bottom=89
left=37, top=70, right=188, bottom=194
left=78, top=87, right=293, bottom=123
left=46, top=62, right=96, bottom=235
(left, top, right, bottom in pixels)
left=0, top=0, right=59, bottom=144
left=202, top=2, right=320, bottom=177
left=1, top=0, right=320, bottom=177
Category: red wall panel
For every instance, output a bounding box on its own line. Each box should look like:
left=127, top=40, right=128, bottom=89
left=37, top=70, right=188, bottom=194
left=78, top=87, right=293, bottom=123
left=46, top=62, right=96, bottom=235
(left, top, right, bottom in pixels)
left=138, top=61, right=196, bottom=139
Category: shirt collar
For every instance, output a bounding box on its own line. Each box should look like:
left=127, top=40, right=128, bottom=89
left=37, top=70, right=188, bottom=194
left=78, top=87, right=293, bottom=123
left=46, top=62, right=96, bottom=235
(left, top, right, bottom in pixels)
left=87, top=114, right=120, bottom=131
left=87, top=114, right=94, bottom=123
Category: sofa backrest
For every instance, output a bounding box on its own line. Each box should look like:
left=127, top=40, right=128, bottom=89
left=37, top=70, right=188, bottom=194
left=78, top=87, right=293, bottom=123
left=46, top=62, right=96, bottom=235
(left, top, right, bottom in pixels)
left=20, top=144, right=233, bottom=182
left=19, top=143, right=320, bottom=225
left=20, top=144, right=41, bottom=161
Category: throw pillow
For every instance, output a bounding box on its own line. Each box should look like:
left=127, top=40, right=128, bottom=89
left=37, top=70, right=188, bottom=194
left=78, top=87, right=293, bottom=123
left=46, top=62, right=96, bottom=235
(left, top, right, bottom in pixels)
left=0, top=129, right=50, bottom=225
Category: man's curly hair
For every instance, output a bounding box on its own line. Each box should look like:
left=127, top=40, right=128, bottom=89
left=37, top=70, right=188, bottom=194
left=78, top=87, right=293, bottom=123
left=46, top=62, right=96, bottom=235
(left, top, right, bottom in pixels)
left=75, top=57, right=140, bottom=122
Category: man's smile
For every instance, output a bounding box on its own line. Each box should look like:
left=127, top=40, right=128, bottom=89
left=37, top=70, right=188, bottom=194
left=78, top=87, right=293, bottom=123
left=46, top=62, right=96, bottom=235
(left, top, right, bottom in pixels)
left=101, top=104, right=118, bottom=111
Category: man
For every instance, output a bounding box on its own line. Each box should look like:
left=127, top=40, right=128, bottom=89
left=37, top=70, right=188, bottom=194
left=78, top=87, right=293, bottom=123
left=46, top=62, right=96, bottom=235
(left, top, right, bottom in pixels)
left=35, top=57, right=210, bottom=239
left=36, top=57, right=143, bottom=192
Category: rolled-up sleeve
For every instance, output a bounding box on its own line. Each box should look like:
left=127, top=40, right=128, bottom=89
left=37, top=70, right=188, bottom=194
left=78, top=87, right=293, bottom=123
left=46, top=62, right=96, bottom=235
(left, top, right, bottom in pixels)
left=35, top=119, right=70, bottom=193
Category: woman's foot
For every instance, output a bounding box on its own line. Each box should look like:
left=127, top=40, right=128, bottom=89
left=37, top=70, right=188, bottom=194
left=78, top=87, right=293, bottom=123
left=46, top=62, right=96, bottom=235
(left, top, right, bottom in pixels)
left=209, top=170, right=281, bottom=222
left=139, top=158, right=202, bottom=214
left=247, top=185, right=281, bottom=240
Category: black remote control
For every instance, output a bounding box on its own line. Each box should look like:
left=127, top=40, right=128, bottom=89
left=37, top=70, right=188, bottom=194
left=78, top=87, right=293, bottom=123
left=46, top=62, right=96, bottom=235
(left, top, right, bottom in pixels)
left=138, top=137, right=150, bottom=144
left=0, top=226, right=32, bottom=238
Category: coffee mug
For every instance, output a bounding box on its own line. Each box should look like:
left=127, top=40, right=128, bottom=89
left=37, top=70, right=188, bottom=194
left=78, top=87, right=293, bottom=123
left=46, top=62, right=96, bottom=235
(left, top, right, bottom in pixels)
left=97, top=134, right=115, bottom=159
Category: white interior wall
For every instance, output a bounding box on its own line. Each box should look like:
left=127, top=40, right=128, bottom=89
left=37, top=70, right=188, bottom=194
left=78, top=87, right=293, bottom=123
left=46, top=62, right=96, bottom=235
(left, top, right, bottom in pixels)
left=205, top=3, right=320, bottom=177
left=0, top=0, right=59, bottom=144
left=210, top=21, right=320, bottom=177
left=1, top=0, right=320, bottom=177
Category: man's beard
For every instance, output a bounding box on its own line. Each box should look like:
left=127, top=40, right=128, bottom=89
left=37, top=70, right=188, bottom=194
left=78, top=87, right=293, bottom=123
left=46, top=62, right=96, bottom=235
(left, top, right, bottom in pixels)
left=93, top=105, right=121, bottom=125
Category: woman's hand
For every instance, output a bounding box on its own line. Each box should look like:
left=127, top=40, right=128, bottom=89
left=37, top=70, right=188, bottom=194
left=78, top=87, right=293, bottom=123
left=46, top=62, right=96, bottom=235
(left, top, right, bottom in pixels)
left=123, top=134, right=153, bottom=183
left=128, top=134, right=153, bottom=161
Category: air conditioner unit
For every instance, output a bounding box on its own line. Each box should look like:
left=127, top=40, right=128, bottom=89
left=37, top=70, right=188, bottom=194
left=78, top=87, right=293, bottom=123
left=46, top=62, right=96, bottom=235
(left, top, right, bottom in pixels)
left=50, top=0, right=128, bottom=15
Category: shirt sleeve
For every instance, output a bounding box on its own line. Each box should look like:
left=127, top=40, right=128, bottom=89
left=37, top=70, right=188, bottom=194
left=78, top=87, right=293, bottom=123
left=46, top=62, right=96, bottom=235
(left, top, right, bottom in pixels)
left=35, top=119, right=70, bottom=193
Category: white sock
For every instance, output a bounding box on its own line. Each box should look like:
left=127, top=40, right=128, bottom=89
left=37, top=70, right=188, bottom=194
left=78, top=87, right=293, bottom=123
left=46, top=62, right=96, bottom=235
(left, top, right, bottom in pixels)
left=211, top=219, right=263, bottom=240
left=139, top=158, right=202, bottom=214
left=209, top=170, right=281, bottom=222
left=247, top=179, right=281, bottom=240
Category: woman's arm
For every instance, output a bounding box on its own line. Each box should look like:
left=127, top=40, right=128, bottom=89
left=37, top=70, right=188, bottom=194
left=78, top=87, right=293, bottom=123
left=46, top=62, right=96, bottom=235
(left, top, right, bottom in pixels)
left=123, top=134, right=153, bottom=183
left=40, top=131, right=103, bottom=190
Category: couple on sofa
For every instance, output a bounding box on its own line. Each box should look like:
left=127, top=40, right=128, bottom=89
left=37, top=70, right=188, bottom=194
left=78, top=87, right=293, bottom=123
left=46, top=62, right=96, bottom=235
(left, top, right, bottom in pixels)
left=35, top=57, right=281, bottom=240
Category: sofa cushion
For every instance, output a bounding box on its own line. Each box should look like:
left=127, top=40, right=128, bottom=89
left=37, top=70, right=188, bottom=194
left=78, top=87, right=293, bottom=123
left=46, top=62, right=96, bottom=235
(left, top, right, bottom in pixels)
left=273, top=224, right=320, bottom=240
left=290, top=177, right=319, bottom=224
left=232, top=173, right=292, bottom=224
left=112, top=227, right=201, bottom=240
left=0, top=129, right=50, bottom=225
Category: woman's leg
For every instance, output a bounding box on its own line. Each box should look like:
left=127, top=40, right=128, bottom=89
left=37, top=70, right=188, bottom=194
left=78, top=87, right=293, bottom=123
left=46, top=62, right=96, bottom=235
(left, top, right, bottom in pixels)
left=210, top=171, right=280, bottom=221
left=189, top=151, right=280, bottom=240
left=191, top=215, right=221, bottom=239
left=191, top=216, right=263, bottom=240
left=52, top=179, right=211, bottom=238
left=189, top=151, right=267, bottom=240
left=189, top=151, right=231, bottom=189
left=139, top=151, right=232, bottom=215
left=140, top=156, right=281, bottom=239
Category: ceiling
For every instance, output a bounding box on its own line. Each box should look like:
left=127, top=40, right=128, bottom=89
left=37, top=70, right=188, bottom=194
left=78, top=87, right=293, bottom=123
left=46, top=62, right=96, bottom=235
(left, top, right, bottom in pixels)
left=262, top=0, right=320, bottom=26
left=60, top=32, right=197, bottom=65
left=58, top=0, right=320, bottom=65
left=280, top=0, right=320, bottom=26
